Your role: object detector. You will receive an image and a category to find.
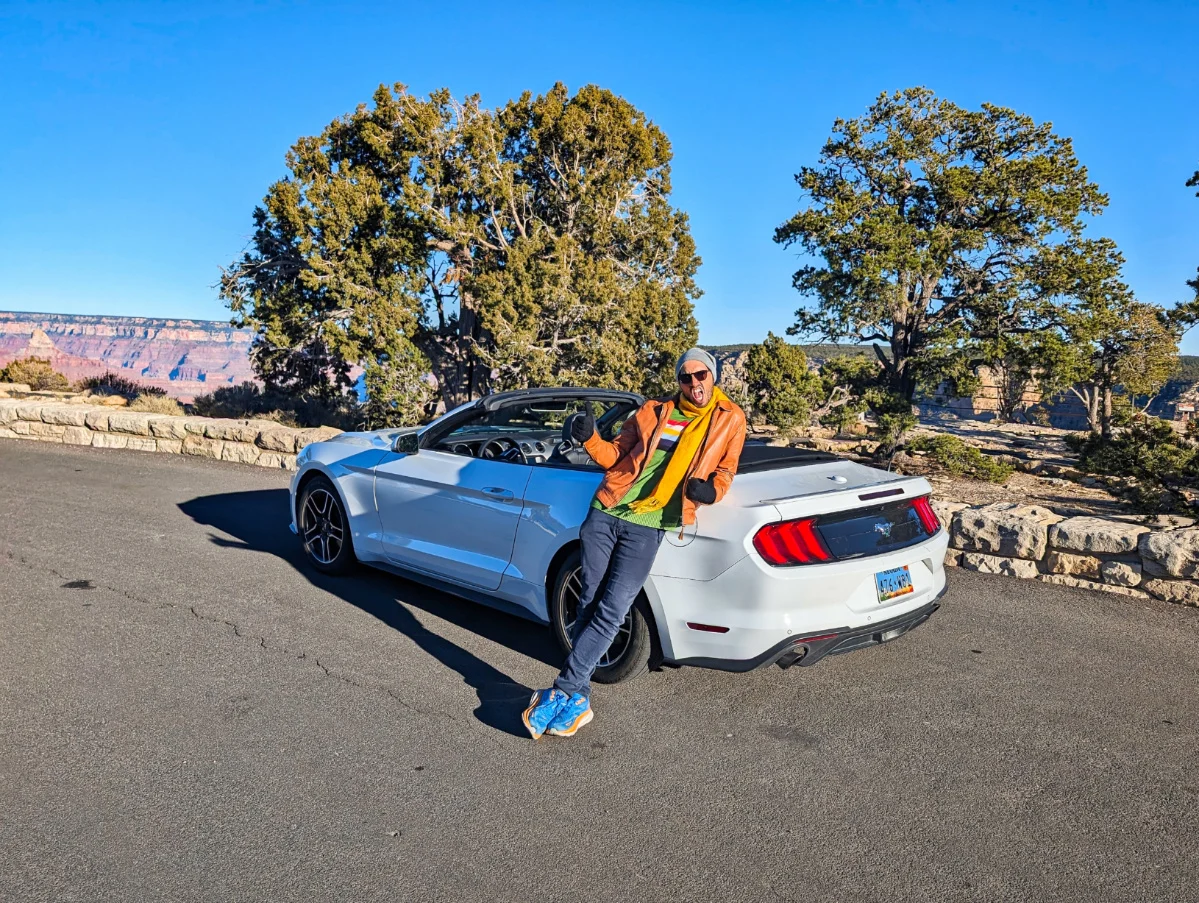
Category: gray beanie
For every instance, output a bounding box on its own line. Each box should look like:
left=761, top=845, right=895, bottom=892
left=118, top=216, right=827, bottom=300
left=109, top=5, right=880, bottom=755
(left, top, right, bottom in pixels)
left=675, top=347, right=719, bottom=381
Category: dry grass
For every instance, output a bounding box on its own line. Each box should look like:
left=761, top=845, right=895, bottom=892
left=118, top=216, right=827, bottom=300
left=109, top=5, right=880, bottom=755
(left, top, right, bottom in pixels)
left=128, top=394, right=184, bottom=416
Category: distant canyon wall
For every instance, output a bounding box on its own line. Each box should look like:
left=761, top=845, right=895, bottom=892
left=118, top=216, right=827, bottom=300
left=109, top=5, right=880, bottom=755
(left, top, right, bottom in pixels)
left=0, top=311, right=257, bottom=402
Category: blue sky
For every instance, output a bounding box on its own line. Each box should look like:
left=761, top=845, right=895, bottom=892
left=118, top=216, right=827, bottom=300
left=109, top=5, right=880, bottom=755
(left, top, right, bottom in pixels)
left=3, top=0, right=1197, bottom=350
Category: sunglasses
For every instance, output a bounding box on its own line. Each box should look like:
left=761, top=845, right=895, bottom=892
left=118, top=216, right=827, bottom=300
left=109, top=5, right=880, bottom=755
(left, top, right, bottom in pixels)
left=678, top=368, right=711, bottom=385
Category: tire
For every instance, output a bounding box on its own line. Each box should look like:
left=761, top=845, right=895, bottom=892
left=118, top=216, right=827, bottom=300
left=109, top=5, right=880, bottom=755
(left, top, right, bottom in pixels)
left=297, top=475, right=356, bottom=575
left=550, top=549, right=655, bottom=684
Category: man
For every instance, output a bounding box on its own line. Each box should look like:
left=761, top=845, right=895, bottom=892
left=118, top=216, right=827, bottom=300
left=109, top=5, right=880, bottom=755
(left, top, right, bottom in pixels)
left=522, top=347, right=747, bottom=739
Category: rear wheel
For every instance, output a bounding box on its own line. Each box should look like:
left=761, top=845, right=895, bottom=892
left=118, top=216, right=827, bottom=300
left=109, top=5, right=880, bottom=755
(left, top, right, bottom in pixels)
left=550, top=549, right=655, bottom=684
left=297, top=475, right=356, bottom=575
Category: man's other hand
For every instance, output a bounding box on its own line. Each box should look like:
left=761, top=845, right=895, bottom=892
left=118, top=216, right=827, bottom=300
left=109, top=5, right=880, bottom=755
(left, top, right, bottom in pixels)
left=570, top=409, right=596, bottom=443
left=685, top=475, right=717, bottom=505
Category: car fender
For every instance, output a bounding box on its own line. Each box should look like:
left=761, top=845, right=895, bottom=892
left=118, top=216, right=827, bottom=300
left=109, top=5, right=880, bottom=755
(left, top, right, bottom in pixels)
left=638, top=575, right=675, bottom=662
left=291, top=446, right=390, bottom=561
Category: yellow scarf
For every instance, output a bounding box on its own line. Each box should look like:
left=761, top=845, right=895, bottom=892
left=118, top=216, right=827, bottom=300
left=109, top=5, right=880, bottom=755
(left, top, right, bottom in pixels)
left=628, top=386, right=727, bottom=515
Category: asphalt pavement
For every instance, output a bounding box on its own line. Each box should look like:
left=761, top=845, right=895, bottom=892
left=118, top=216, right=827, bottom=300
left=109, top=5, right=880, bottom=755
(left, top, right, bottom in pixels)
left=2, top=441, right=1198, bottom=903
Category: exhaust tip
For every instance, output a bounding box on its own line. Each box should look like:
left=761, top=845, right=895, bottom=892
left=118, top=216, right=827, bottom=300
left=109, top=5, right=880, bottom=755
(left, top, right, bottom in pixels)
left=776, top=647, right=808, bottom=669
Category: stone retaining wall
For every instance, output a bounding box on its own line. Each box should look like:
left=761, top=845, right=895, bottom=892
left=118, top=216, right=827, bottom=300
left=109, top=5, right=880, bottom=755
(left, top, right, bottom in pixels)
left=0, top=396, right=341, bottom=471
left=936, top=500, right=1199, bottom=608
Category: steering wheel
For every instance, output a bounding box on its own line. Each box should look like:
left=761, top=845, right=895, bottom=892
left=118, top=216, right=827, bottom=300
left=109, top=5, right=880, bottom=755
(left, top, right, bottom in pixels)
left=480, top=437, right=528, bottom=464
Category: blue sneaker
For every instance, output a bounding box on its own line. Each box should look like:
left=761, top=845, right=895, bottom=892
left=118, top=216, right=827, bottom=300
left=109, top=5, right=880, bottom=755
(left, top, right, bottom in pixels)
left=522, top=688, right=568, bottom=740
left=545, top=693, right=593, bottom=738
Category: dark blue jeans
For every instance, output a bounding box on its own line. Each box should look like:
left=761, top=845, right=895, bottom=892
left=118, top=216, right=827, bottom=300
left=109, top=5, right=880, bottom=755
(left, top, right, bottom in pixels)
left=554, top=508, right=664, bottom=698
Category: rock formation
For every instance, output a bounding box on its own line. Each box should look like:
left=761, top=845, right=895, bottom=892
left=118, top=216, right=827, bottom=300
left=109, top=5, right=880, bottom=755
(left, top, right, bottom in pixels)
left=0, top=311, right=256, bottom=401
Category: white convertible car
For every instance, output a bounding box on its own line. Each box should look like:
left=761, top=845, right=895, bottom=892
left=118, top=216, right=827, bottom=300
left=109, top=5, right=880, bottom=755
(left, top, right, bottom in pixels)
left=289, top=387, right=949, bottom=683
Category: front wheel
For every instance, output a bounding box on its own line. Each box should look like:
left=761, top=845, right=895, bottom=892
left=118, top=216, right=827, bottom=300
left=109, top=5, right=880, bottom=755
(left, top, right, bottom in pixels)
left=297, top=475, right=356, bottom=575
left=550, top=549, right=655, bottom=684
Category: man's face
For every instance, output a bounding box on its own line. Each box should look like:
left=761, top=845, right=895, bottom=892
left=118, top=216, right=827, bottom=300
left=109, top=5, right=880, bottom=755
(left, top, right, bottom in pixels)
left=678, top=360, right=713, bottom=406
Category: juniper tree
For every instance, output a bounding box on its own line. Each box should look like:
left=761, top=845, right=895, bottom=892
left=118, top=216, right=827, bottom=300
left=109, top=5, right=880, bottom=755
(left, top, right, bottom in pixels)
left=775, top=88, right=1112, bottom=407
left=221, top=83, right=700, bottom=420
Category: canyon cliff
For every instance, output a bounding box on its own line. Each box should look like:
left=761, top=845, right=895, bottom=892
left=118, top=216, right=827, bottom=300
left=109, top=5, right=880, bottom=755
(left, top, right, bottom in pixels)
left=0, top=311, right=256, bottom=401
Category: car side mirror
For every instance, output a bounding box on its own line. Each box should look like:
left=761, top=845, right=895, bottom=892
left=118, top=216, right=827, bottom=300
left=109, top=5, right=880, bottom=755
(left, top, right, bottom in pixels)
left=392, top=432, right=419, bottom=455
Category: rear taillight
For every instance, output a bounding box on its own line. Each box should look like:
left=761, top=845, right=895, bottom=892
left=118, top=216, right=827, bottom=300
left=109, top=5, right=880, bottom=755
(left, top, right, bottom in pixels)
left=911, top=496, right=941, bottom=534
left=753, top=517, right=833, bottom=567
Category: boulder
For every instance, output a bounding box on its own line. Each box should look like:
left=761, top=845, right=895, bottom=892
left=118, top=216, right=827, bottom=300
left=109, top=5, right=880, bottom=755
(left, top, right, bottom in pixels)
left=959, top=552, right=1039, bottom=579
left=952, top=503, right=1063, bottom=559
left=29, top=422, right=66, bottom=441
left=126, top=436, right=157, bottom=452
left=39, top=405, right=91, bottom=427
left=9, top=420, right=31, bottom=435
left=1043, top=551, right=1102, bottom=580
left=1100, top=560, right=1142, bottom=587
left=156, top=439, right=183, bottom=454
left=1139, top=528, right=1199, bottom=580
left=1039, top=574, right=1149, bottom=599
left=944, top=549, right=962, bottom=568
left=204, top=419, right=262, bottom=443
left=256, top=452, right=297, bottom=470
left=106, top=412, right=155, bottom=436
left=0, top=400, right=19, bottom=424
left=148, top=417, right=190, bottom=440
left=1048, top=517, right=1148, bottom=555
left=1143, top=579, right=1199, bottom=607
left=294, top=426, right=343, bottom=450
left=932, top=499, right=969, bottom=528
left=15, top=403, right=47, bottom=422
left=84, top=410, right=112, bottom=431
left=182, top=435, right=224, bottom=459
left=92, top=433, right=128, bottom=449
left=256, top=428, right=300, bottom=454
left=221, top=442, right=261, bottom=465
left=62, top=426, right=92, bottom=446
left=99, top=395, right=128, bottom=406
left=0, top=382, right=31, bottom=395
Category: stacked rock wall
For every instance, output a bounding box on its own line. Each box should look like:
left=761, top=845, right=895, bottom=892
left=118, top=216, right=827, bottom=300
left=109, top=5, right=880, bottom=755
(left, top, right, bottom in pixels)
left=0, top=391, right=341, bottom=471
left=940, top=500, right=1199, bottom=607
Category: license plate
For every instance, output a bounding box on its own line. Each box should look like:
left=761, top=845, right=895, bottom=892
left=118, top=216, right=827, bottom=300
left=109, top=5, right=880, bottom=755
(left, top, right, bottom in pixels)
left=875, top=565, right=913, bottom=602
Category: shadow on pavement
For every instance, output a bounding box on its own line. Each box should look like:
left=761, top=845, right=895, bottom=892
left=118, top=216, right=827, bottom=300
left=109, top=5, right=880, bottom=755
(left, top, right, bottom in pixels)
left=178, top=488, right=556, bottom=738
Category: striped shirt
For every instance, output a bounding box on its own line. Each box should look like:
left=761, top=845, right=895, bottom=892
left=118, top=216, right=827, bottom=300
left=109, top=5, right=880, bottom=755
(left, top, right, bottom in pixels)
left=655, top=412, right=691, bottom=454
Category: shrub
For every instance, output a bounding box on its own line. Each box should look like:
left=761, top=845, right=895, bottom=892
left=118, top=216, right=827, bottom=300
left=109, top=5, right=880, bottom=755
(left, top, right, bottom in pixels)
left=78, top=371, right=166, bottom=399
left=867, top=389, right=918, bottom=459
left=192, top=381, right=358, bottom=430
left=744, top=333, right=823, bottom=434
left=1068, top=418, right=1197, bottom=512
left=128, top=394, right=184, bottom=416
left=0, top=357, right=70, bottom=391
left=907, top=434, right=1015, bottom=484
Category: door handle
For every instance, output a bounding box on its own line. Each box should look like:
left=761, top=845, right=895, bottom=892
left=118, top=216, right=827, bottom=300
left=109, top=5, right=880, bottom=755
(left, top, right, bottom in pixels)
left=481, top=486, right=515, bottom=500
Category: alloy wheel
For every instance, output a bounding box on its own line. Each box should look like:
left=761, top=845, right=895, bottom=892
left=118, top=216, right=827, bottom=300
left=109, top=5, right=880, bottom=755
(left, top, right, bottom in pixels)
left=561, top=565, right=634, bottom=668
left=301, top=488, right=346, bottom=565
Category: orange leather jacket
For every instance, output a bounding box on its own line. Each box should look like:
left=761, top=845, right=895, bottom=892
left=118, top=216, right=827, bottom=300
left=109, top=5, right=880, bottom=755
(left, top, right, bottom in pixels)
left=583, top=394, right=747, bottom=526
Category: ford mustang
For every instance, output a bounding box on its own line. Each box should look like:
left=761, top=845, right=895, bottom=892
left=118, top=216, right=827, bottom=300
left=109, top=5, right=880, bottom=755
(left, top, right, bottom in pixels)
left=289, top=387, right=949, bottom=683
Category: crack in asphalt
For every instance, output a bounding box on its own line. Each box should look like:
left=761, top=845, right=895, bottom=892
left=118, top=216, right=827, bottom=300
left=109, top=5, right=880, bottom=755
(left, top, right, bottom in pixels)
left=2, top=548, right=491, bottom=741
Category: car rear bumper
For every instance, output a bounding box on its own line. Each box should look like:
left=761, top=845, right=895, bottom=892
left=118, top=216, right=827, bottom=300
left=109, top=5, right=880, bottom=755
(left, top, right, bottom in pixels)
left=670, top=584, right=946, bottom=672
left=647, top=529, right=950, bottom=668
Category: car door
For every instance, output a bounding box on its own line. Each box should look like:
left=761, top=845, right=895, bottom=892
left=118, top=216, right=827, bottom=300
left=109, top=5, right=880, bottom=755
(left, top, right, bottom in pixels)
left=373, top=442, right=533, bottom=592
